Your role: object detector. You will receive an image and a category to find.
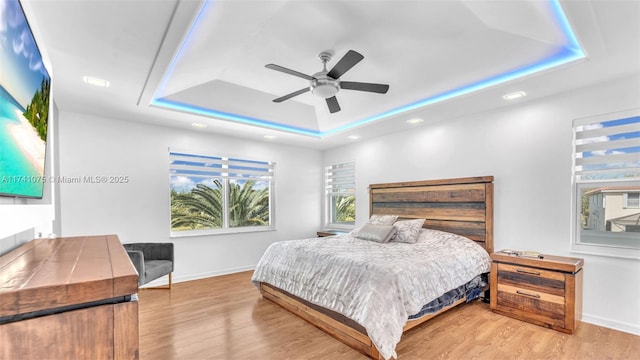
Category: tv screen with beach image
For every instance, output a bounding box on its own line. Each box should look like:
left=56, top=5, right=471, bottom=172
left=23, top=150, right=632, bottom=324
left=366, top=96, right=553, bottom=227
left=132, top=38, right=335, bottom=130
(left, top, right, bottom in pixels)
left=1, top=0, right=50, bottom=199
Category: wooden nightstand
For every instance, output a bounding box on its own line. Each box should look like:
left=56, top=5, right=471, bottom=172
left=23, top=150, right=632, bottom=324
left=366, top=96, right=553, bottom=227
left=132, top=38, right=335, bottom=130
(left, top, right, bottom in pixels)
left=490, top=251, right=584, bottom=334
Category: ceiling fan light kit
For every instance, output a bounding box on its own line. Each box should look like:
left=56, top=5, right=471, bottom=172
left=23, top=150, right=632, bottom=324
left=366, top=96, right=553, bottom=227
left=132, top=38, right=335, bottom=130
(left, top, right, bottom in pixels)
left=311, top=76, right=339, bottom=99
left=266, top=50, right=389, bottom=113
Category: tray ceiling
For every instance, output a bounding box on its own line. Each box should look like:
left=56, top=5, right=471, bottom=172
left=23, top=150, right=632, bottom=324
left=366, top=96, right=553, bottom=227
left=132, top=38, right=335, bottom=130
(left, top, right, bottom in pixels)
left=20, top=0, right=640, bottom=148
left=147, top=0, right=584, bottom=136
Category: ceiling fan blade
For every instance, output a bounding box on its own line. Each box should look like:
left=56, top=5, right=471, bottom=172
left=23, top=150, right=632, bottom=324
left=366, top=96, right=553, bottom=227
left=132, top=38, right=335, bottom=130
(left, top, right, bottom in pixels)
left=273, top=87, right=310, bottom=103
left=327, top=50, right=364, bottom=79
left=265, top=64, right=314, bottom=81
left=340, top=81, right=389, bottom=94
left=326, top=96, right=341, bottom=113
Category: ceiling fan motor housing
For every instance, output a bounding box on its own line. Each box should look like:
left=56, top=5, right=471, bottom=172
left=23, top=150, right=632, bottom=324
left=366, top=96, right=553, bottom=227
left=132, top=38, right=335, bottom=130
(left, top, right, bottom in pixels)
left=311, top=72, right=339, bottom=98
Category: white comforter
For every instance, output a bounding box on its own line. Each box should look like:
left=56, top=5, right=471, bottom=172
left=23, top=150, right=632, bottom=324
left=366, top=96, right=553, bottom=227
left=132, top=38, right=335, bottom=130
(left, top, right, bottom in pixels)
left=251, top=229, right=491, bottom=360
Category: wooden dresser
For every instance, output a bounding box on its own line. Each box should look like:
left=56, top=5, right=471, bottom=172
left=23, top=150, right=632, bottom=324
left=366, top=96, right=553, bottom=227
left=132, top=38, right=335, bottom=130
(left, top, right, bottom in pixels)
left=0, top=235, right=139, bottom=359
left=490, top=251, right=584, bottom=334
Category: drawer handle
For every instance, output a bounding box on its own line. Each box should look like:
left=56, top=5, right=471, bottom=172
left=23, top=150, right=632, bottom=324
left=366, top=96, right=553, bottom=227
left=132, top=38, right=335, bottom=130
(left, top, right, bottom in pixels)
left=516, top=290, right=541, bottom=299
left=516, top=268, right=541, bottom=276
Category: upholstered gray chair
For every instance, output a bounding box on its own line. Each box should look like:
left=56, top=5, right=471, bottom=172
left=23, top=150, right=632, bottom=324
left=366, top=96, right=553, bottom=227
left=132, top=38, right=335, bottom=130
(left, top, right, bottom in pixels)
left=123, top=243, right=174, bottom=289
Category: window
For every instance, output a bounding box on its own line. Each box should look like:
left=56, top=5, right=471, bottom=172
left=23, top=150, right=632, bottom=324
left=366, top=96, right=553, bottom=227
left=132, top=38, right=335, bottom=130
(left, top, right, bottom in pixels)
left=169, top=150, right=275, bottom=236
left=325, top=162, right=355, bottom=229
left=572, top=109, right=640, bottom=257
left=623, top=192, right=640, bottom=208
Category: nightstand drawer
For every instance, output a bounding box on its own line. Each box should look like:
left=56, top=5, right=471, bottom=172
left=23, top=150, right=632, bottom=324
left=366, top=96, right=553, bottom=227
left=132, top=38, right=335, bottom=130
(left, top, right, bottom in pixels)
left=497, top=263, right=565, bottom=297
left=495, top=285, right=566, bottom=328
left=496, top=262, right=567, bottom=327
left=497, top=284, right=564, bottom=304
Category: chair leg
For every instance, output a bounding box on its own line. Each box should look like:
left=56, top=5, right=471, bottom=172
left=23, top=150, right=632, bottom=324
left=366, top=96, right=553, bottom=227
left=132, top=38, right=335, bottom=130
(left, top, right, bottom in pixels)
left=144, top=273, right=172, bottom=290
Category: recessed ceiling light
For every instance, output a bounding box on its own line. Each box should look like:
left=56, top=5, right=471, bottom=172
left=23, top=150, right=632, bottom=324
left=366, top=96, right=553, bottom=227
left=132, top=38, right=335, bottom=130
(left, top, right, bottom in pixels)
left=347, top=135, right=360, bottom=140
left=406, top=118, right=424, bottom=125
left=82, top=76, right=110, bottom=88
left=191, top=122, right=207, bottom=128
left=263, top=135, right=276, bottom=140
left=502, top=91, right=526, bottom=100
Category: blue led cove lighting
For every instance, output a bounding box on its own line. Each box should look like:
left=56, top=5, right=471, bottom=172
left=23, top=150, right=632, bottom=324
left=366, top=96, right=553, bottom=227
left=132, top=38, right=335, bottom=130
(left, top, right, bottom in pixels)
left=154, top=98, right=320, bottom=136
left=152, top=0, right=585, bottom=138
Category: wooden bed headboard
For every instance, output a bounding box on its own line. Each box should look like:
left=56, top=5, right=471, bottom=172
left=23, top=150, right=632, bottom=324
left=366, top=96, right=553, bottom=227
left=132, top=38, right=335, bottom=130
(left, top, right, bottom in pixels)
left=369, top=176, right=494, bottom=253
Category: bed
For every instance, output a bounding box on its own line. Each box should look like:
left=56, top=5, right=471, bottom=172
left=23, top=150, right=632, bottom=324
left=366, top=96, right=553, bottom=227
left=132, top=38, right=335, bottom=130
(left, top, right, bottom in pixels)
left=251, top=176, right=494, bottom=359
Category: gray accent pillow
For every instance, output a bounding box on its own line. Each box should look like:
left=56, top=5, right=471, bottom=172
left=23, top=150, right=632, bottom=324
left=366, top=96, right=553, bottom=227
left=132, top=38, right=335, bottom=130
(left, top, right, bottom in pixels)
left=368, top=214, right=398, bottom=226
left=355, top=223, right=397, bottom=243
left=390, top=219, right=425, bottom=244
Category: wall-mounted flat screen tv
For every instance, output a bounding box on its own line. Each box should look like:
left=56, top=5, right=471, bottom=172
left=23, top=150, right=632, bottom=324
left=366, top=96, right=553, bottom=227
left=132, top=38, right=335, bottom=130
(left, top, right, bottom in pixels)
left=0, top=0, right=51, bottom=199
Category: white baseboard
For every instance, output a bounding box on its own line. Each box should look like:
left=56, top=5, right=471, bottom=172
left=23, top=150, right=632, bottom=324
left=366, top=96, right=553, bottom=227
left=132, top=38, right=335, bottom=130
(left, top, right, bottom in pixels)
left=582, top=313, right=640, bottom=336
left=140, top=264, right=256, bottom=288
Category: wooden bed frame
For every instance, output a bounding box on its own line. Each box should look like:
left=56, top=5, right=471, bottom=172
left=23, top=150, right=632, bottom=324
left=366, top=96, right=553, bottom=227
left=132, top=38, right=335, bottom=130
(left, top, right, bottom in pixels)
left=259, top=176, right=494, bottom=359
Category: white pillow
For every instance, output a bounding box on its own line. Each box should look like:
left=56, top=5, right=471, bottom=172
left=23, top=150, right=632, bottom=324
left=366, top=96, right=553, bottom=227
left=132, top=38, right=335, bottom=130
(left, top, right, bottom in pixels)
left=367, top=214, right=398, bottom=226
left=355, top=223, right=397, bottom=243
left=390, top=219, right=425, bottom=244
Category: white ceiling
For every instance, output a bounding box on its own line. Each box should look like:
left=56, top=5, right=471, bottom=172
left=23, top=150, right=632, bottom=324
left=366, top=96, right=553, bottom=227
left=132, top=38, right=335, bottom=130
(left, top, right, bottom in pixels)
left=21, top=0, right=640, bottom=149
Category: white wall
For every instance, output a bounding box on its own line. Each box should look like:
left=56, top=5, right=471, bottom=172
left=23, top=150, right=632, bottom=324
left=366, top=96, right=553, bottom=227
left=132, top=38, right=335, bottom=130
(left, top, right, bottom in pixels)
left=324, top=76, right=640, bottom=335
left=56, top=111, right=322, bottom=281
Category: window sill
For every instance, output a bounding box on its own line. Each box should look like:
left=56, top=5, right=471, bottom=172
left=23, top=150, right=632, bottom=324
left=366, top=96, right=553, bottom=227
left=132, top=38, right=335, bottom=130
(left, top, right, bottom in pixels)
left=325, top=224, right=355, bottom=230
left=170, top=226, right=276, bottom=238
left=571, top=243, right=640, bottom=260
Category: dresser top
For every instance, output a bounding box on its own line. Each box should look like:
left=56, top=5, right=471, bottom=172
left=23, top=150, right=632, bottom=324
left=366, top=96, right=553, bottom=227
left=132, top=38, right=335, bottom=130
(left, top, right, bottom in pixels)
left=491, top=251, right=584, bottom=273
left=0, top=235, right=138, bottom=317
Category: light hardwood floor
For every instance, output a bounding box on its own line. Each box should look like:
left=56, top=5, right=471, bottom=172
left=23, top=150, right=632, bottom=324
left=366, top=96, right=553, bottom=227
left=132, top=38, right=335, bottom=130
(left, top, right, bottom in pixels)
left=138, top=271, right=639, bottom=360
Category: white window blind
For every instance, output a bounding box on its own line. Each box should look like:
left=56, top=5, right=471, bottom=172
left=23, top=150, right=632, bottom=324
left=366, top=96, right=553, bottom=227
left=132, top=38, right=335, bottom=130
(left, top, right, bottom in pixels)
left=169, top=152, right=274, bottom=181
left=326, top=162, right=355, bottom=194
left=574, top=114, right=640, bottom=182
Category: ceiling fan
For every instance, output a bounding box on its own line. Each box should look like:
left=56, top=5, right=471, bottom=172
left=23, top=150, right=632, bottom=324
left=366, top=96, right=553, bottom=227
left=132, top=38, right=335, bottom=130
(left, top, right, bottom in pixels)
left=265, top=50, right=389, bottom=114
